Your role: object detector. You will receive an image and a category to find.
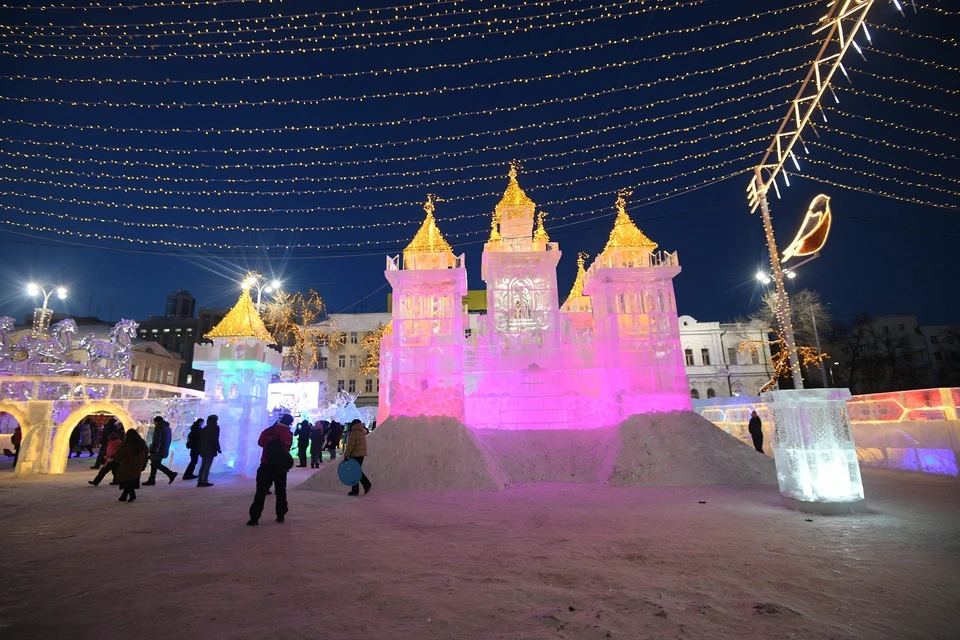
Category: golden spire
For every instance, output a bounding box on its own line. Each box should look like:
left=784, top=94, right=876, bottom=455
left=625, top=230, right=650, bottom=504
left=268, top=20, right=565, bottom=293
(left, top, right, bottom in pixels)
left=534, top=210, right=550, bottom=243
left=495, top=161, right=535, bottom=212
left=563, top=252, right=590, bottom=306
left=602, top=189, right=658, bottom=254
left=205, top=289, right=274, bottom=343
left=404, top=194, right=452, bottom=255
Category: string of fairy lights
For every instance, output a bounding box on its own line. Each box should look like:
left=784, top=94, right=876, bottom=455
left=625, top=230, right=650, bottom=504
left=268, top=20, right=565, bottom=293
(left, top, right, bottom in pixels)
left=0, top=0, right=955, bottom=258
left=0, top=16, right=811, bottom=86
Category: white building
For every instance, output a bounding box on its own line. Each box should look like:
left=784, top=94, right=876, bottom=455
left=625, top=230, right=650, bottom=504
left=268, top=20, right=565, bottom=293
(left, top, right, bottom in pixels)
left=308, top=312, right=393, bottom=408
left=678, top=315, right=775, bottom=399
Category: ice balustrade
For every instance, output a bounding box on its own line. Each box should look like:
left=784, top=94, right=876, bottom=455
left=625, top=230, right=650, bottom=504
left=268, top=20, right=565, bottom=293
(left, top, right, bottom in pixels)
left=695, top=388, right=960, bottom=477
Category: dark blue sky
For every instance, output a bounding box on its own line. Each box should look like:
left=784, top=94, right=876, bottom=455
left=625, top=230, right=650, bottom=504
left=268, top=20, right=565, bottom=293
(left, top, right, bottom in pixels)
left=0, top=0, right=956, bottom=327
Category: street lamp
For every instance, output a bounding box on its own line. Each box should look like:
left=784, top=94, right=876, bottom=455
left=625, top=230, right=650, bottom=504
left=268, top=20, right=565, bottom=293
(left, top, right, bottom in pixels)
left=27, top=282, right=67, bottom=335
left=241, top=272, right=281, bottom=311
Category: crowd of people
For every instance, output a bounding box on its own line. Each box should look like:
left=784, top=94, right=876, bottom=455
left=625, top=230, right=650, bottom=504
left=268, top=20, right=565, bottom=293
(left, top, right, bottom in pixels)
left=67, top=412, right=374, bottom=521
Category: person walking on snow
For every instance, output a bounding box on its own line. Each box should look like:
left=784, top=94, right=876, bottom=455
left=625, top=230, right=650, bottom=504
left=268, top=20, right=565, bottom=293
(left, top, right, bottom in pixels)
left=309, top=421, right=327, bottom=468
left=182, top=418, right=203, bottom=480
left=114, top=429, right=148, bottom=503
left=78, top=418, right=95, bottom=456
left=748, top=410, right=764, bottom=453
left=144, top=417, right=178, bottom=485
left=247, top=414, right=294, bottom=526
left=325, top=421, right=344, bottom=461
left=92, top=418, right=118, bottom=469
left=196, top=414, right=221, bottom=487
left=11, top=424, right=22, bottom=467
left=343, top=419, right=372, bottom=496
left=294, top=419, right=312, bottom=467
left=89, top=431, right=122, bottom=486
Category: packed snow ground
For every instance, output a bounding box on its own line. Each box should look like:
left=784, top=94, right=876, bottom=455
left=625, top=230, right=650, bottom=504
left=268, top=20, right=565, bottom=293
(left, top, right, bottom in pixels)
left=1, top=458, right=958, bottom=639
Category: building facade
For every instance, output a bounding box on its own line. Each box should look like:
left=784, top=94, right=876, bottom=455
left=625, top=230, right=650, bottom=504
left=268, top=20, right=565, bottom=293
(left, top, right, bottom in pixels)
left=677, top=315, right=775, bottom=399
left=306, top=312, right=393, bottom=408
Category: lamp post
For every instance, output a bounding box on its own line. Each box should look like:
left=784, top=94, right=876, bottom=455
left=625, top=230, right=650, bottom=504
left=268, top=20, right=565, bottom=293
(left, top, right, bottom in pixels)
left=241, top=272, right=281, bottom=311
left=27, top=282, right=67, bottom=336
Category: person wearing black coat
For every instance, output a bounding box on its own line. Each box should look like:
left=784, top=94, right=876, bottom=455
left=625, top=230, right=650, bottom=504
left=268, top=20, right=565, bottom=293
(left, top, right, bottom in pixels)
left=182, top=418, right=204, bottom=480
left=325, top=421, right=344, bottom=461
left=196, top=414, right=221, bottom=487
left=748, top=411, right=764, bottom=453
left=309, top=421, right=328, bottom=468
left=144, top=416, right=178, bottom=486
left=293, top=420, right=312, bottom=467
left=91, top=418, right=117, bottom=469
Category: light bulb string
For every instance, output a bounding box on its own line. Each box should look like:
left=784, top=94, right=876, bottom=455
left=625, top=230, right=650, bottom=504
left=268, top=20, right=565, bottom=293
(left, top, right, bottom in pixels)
left=0, top=165, right=753, bottom=250
left=0, top=150, right=758, bottom=219
left=826, top=108, right=959, bottom=143
left=803, top=157, right=960, bottom=199
left=0, top=41, right=816, bottom=107
left=3, top=133, right=770, bottom=198
left=0, top=97, right=785, bottom=175
left=807, top=140, right=960, bottom=185
left=0, top=3, right=812, bottom=80
left=818, top=124, right=958, bottom=160
left=795, top=173, right=959, bottom=212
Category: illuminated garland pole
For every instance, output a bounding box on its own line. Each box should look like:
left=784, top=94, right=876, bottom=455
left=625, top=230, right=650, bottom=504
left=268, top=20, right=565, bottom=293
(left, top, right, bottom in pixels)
left=747, top=0, right=879, bottom=390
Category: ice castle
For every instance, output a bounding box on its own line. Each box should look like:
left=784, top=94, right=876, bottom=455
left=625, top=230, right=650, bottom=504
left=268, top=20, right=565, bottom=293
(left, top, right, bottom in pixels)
left=378, top=167, right=691, bottom=430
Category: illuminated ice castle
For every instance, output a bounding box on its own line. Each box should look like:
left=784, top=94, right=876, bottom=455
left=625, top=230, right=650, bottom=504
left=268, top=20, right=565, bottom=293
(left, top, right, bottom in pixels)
left=378, top=167, right=691, bottom=430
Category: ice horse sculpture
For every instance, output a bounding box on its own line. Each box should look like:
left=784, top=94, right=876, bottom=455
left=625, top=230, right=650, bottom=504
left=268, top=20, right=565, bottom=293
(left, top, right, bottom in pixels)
left=193, top=290, right=281, bottom=476
left=379, top=168, right=691, bottom=430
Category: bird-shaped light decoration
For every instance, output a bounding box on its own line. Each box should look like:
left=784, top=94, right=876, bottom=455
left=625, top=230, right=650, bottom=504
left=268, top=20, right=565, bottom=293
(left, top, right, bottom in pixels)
left=782, top=194, right=832, bottom=263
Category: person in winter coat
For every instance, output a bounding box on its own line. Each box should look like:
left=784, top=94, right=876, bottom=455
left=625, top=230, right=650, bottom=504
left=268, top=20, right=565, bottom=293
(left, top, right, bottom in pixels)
left=309, top=421, right=327, bottom=468
left=182, top=418, right=204, bottom=480
left=69, top=421, right=82, bottom=458
left=11, top=425, right=22, bottom=467
left=343, top=419, right=372, bottom=496
left=325, top=421, right=344, bottom=461
left=748, top=411, right=764, bottom=453
left=294, top=420, right=312, bottom=467
left=247, top=414, right=294, bottom=526
left=114, top=429, right=148, bottom=502
left=89, top=432, right=122, bottom=486
left=92, top=418, right=117, bottom=469
left=144, top=417, right=178, bottom=485
left=196, top=414, right=221, bottom=487
left=78, top=418, right=95, bottom=456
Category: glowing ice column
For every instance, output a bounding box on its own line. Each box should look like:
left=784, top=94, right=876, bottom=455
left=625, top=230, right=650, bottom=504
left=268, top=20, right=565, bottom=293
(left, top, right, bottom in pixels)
left=762, top=388, right=866, bottom=514
left=193, top=338, right=281, bottom=477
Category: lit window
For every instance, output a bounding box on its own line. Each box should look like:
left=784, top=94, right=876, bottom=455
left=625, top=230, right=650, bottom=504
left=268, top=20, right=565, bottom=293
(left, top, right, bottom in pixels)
left=365, top=379, right=373, bottom=393
left=684, top=349, right=694, bottom=366
left=350, top=332, right=358, bottom=344
left=163, top=328, right=170, bottom=333
left=187, top=328, right=193, bottom=332
left=348, top=380, right=356, bottom=393
left=152, top=329, right=159, bottom=333
left=186, top=374, right=193, bottom=384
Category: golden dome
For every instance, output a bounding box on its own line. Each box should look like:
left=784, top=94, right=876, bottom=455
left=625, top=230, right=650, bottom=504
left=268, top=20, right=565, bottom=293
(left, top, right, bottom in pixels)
left=404, top=195, right=452, bottom=255
left=495, top=162, right=535, bottom=212
left=205, top=289, right=274, bottom=343
left=563, top=252, right=590, bottom=306
left=602, top=190, right=658, bottom=254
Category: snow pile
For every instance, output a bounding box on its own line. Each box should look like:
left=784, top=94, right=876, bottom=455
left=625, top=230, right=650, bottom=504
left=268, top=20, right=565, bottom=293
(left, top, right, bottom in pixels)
left=609, top=411, right=777, bottom=487
left=298, top=415, right=505, bottom=493
left=299, top=411, right=775, bottom=492
left=474, top=428, right=620, bottom=484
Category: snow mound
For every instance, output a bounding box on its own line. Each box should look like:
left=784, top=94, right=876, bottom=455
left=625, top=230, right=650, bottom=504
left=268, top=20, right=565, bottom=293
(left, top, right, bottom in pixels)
left=299, top=411, right=775, bottom=492
left=608, top=411, right=777, bottom=487
left=474, top=428, right=620, bottom=484
left=298, top=415, right=505, bottom=493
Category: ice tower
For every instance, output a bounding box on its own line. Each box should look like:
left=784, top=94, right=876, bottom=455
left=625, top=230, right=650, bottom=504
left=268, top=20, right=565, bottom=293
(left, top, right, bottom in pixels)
left=193, top=290, right=281, bottom=476
left=381, top=195, right=468, bottom=420
left=379, top=167, right=691, bottom=430
left=582, top=190, right=690, bottom=414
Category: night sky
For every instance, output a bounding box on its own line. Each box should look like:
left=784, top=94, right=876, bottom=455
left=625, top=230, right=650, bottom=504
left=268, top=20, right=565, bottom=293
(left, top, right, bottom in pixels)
left=0, top=0, right=956, bottom=327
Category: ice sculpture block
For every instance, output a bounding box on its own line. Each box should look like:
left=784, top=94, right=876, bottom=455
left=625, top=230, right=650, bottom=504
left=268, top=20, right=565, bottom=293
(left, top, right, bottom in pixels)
left=762, top=388, right=866, bottom=513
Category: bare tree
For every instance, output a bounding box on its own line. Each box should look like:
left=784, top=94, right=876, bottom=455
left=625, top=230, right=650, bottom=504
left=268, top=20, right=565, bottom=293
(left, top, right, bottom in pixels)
left=749, top=288, right=831, bottom=387
left=263, top=290, right=344, bottom=383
